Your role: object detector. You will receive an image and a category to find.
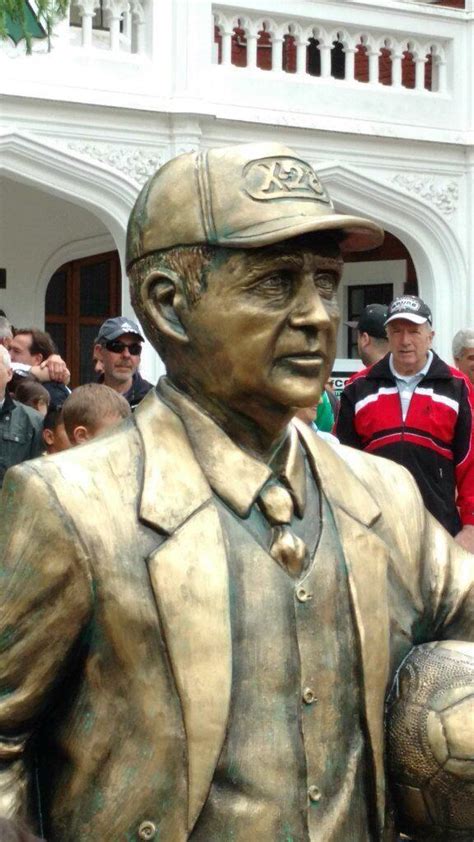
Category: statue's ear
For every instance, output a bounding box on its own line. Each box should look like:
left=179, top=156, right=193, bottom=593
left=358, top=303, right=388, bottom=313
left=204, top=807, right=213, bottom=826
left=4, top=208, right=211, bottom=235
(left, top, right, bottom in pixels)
left=140, top=269, right=189, bottom=345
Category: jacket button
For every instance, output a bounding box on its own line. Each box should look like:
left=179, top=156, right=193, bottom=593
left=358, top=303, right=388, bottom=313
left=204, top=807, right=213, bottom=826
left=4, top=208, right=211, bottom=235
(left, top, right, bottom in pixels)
left=138, top=821, right=157, bottom=840
left=296, top=586, right=313, bottom=603
left=302, top=687, right=317, bottom=704
left=308, top=784, right=322, bottom=803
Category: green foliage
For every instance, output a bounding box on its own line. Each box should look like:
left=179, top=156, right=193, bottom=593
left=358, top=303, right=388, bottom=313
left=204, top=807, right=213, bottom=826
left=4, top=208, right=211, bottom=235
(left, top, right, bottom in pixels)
left=0, top=0, right=69, bottom=53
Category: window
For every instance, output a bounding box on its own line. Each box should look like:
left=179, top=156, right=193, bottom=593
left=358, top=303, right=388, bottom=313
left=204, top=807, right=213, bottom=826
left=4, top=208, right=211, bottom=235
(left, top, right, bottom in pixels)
left=347, top=283, right=393, bottom=358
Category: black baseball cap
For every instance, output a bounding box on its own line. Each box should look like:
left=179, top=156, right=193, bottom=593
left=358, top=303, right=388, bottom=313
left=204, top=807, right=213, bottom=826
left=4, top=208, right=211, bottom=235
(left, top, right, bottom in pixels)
left=384, top=296, right=432, bottom=327
left=346, top=304, right=388, bottom=339
left=96, top=316, right=144, bottom=344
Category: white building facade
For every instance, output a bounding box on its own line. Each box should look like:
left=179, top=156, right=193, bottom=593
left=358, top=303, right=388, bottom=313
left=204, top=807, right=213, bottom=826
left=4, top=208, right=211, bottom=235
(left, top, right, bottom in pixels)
left=0, top=0, right=472, bottom=384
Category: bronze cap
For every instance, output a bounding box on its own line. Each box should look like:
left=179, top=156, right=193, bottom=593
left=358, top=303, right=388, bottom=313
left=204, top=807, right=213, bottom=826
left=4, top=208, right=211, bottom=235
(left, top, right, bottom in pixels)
left=126, top=142, right=384, bottom=268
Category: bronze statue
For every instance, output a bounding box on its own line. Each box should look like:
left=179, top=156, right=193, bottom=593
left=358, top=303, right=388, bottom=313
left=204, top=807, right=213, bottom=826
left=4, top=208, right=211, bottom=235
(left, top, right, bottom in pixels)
left=0, top=143, right=472, bottom=841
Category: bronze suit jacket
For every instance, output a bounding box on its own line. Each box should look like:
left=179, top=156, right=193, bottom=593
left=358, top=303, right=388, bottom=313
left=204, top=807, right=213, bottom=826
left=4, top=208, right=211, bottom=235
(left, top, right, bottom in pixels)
left=0, top=390, right=472, bottom=841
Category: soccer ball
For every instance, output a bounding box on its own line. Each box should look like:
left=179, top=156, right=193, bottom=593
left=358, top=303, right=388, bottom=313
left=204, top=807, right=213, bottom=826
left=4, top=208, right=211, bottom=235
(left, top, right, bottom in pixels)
left=386, top=640, right=474, bottom=841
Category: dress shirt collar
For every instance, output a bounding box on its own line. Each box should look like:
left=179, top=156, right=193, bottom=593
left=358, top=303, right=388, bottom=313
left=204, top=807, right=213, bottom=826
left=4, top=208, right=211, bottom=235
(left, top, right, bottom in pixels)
left=158, top=378, right=306, bottom=518
left=389, top=350, right=433, bottom=383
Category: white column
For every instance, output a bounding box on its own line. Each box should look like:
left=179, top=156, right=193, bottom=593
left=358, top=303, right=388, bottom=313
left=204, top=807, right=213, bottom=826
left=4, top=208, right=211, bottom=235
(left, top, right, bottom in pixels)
left=319, top=43, right=331, bottom=78
left=368, top=47, right=379, bottom=84
left=391, top=50, right=403, bottom=88
left=437, top=59, right=447, bottom=94
left=104, top=0, right=130, bottom=51
left=122, top=8, right=131, bottom=40
left=247, top=32, right=258, bottom=69
left=272, top=36, right=283, bottom=72
left=344, top=47, right=355, bottom=82
left=130, top=0, right=145, bottom=54
left=75, top=0, right=99, bottom=48
left=296, top=37, right=307, bottom=76
left=221, top=26, right=233, bottom=65
left=415, top=56, right=426, bottom=91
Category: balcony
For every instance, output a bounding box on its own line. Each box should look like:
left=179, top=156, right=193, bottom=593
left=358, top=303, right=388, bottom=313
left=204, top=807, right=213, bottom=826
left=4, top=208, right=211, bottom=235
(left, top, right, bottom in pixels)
left=0, top=0, right=472, bottom=143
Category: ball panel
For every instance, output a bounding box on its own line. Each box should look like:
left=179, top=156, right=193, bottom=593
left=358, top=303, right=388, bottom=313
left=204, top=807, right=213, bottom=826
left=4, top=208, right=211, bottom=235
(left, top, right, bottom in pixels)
left=441, top=694, right=474, bottom=761
left=426, top=709, right=449, bottom=767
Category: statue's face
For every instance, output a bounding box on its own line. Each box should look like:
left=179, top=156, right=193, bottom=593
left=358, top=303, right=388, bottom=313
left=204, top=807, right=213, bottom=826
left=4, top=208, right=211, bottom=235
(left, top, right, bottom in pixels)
left=178, top=238, right=342, bottom=417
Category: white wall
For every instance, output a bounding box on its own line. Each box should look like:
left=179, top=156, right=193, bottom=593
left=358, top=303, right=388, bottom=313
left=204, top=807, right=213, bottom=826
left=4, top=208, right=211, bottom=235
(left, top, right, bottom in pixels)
left=0, top=177, right=110, bottom=326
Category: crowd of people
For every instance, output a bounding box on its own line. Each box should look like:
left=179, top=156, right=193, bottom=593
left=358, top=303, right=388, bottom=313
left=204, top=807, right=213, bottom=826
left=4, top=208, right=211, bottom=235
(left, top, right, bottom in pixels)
left=0, top=314, right=152, bottom=488
left=1, top=298, right=474, bottom=552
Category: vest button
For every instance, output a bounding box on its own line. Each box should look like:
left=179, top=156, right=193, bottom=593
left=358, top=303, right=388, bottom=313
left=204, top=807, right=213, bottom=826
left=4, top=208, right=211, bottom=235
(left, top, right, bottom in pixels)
left=302, top=687, right=317, bottom=704
left=138, top=821, right=157, bottom=840
left=296, top=586, right=313, bottom=603
left=308, top=784, right=322, bottom=803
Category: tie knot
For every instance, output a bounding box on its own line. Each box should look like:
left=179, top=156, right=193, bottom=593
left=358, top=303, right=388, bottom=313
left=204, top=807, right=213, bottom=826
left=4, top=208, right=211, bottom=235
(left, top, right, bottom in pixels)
left=258, top=483, right=294, bottom=526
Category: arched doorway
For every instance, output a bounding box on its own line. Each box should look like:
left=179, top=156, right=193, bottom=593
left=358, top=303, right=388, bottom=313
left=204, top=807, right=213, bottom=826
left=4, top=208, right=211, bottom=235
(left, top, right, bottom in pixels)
left=45, top=251, right=121, bottom=387
left=342, top=231, right=418, bottom=360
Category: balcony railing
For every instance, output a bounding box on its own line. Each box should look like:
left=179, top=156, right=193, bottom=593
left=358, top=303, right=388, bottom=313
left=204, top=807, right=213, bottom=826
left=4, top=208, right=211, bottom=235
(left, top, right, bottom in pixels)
left=1, top=0, right=472, bottom=142
left=213, top=11, right=447, bottom=93
left=69, top=0, right=146, bottom=53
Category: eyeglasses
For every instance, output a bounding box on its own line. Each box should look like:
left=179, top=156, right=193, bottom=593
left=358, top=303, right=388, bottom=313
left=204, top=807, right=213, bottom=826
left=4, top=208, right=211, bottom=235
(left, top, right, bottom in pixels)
left=105, top=340, right=142, bottom=355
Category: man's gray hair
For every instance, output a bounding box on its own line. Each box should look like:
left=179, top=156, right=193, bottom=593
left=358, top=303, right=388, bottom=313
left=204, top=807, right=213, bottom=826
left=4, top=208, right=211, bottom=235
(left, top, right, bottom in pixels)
left=452, top=329, right=474, bottom=359
left=0, top=345, right=11, bottom=370
left=0, top=317, right=12, bottom=343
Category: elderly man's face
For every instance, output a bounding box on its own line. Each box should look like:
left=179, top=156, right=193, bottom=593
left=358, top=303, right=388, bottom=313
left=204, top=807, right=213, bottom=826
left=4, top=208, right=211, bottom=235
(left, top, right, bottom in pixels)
left=455, top=347, right=474, bottom=385
left=178, top=238, right=342, bottom=416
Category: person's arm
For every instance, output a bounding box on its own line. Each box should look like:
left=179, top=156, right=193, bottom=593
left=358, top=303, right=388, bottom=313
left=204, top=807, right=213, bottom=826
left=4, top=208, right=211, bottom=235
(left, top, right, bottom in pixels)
left=335, top=386, right=364, bottom=449
left=453, top=379, right=474, bottom=552
left=0, top=464, right=92, bottom=824
left=31, top=355, right=70, bottom=385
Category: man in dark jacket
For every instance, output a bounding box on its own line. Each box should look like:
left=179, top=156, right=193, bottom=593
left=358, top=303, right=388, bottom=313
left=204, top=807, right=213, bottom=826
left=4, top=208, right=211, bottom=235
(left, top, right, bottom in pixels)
left=0, top=346, right=43, bottom=488
left=93, top=317, right=153, bottom=410
left=337, top=295, right=474, bottom=552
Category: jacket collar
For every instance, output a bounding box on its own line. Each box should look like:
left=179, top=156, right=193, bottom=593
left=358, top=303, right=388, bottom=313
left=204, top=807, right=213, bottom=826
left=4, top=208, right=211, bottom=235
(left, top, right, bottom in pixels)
left=158, top=378, right=306, bottom=518
left=0, top=391, right=14, bottom=419
left=367, top=350, right=452, bottom=381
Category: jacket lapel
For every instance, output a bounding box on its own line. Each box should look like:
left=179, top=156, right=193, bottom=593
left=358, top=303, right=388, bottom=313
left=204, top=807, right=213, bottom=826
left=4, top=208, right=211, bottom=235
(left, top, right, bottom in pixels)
left=148, top=505, right=232, bottom=834
left=295, top=421, right=391, bottom=836
left=135, top=392, right=232, bottom=833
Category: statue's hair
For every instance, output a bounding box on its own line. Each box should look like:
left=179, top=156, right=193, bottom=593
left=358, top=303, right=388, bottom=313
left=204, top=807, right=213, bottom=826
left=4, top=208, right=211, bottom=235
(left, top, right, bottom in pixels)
left=452, top=328, right=474, bottom=359
left=128, top=245, right=216, bottom=356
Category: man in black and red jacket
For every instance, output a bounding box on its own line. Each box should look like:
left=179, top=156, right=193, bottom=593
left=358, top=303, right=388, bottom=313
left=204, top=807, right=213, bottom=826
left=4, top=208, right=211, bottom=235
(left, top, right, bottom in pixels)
left=337, top=295, right=474, bottom=552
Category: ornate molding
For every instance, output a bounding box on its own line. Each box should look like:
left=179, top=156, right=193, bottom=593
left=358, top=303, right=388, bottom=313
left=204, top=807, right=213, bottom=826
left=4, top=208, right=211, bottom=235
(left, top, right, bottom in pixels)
left=67, top=141, right=162, bottom=184
left=392, top=174, right=459, bottom=216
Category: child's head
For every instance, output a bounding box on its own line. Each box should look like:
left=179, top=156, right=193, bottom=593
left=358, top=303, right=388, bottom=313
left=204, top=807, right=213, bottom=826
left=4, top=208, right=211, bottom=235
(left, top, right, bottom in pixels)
left=42, top=405, right=70, bottom=454
left=62, top=383, right=131, bottom=445
left=15, top=378, right=50, bottom=416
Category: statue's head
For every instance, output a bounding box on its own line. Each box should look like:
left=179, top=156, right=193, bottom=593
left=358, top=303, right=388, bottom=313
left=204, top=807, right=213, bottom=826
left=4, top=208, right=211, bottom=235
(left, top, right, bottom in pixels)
left=126, top=143, right=383, bottom=415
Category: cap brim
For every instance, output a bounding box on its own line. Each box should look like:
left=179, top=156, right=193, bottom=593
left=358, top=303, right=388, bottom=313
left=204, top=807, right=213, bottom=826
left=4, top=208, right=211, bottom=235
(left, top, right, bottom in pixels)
left=385, top=314, right=429, bottom=326
left=216, top=212, right=384, bottom=253
left=344, top=321, right=359, bottom=329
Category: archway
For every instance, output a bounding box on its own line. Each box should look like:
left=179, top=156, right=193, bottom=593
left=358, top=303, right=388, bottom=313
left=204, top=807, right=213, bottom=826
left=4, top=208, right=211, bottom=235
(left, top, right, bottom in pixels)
left=317, top=162, right=467, bottom=364
left=0, top=130, right=165, bottom=384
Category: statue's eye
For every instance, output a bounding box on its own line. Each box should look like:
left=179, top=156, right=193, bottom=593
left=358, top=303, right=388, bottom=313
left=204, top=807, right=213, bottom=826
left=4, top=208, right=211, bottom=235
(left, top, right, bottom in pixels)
left=316, top=273, right=337, bottom=298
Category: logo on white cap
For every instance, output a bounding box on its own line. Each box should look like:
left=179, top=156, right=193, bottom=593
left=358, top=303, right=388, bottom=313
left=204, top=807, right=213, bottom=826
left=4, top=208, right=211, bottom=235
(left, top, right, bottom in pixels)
left=391, top=297, right=421, bottom=313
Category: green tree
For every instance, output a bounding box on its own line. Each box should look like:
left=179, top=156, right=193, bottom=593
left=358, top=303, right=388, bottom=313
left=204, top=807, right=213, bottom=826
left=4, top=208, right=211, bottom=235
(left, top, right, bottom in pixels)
left=0, top=0, right=69, bottom=53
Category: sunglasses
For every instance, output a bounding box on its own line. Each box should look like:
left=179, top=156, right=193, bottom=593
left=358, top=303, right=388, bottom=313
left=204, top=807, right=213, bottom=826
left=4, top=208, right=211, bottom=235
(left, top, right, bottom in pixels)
left=105, top=340, right=142, bottom=355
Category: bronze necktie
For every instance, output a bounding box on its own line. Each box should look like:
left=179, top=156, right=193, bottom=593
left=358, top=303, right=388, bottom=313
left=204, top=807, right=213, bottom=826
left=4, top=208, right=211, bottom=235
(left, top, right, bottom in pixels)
left=258, top=483, right=308, bottom=577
